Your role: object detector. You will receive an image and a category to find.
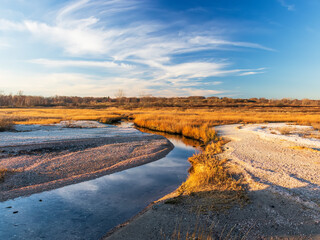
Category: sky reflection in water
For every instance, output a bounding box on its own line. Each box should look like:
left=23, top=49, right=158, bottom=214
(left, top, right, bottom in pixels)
left=0, top=139, right=196, bottom=240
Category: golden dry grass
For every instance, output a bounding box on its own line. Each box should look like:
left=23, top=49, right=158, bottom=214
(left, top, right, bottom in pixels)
left=1, top=107, right=320, bottom=127
left=176, top=140, right=247, bottom=211
left=0, top=108, right=129, bottom=125
left=134, top=115, right=217, bottom=144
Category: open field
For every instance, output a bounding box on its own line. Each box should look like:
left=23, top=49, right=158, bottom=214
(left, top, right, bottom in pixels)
left=1, top=106, right=320, bottom=128
left=1, top=107, right=319, bottom=150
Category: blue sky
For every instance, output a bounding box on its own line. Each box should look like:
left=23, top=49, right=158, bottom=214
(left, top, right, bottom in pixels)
left=0, top=0, right=319, bottom=98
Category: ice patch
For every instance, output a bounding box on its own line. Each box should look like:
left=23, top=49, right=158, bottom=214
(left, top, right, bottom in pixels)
left=241, top=123, right=320, bottom=148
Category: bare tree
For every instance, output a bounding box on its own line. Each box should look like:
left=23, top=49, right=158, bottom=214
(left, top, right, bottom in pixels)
left=115, top=89, right=125, bottom=99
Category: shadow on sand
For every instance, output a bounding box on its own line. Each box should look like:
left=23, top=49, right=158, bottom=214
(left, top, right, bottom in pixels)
left=106, top=179, right=320, bottom=239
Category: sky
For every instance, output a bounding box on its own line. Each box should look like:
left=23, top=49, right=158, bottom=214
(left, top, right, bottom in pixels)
left=0, top=0, right=319, bottom=98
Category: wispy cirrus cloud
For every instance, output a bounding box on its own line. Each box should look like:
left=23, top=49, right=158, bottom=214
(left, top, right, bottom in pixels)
left=0, top=0, right=272, bottom=97
left=238, top=68, right=265, bottom=76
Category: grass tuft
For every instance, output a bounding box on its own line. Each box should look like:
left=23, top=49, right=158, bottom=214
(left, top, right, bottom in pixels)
left=289, top=146, right=320, bottom=153
left=0, top=168, right=8, bottom=182
left=177, top=140, right=247, bottom=211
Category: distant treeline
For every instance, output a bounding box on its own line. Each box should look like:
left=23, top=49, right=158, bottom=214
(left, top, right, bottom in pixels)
left=0, top=93, right=320, bottom=108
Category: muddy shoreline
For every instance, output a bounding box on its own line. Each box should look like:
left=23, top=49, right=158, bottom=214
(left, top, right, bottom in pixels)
left=0, top=134, right=173, bottom=202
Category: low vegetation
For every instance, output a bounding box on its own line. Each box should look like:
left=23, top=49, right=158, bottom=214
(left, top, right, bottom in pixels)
left=1, top=104, right=320, bottom=128
left=135, top=114, right=247, bottom=212
left=177, top=140, right=247, bottom=211
left=276, top=127, right=292, bottom=135
left=134, top=114, right=218, bottom=144
left=289, top=146, right=320, bottom=153
left=0, top=108, right=129, bottom=125
left=0, top=117, right=14, bottom=131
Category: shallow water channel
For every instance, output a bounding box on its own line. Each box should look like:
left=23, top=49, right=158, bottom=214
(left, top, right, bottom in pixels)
left=0, top=126, right=197, bottom=240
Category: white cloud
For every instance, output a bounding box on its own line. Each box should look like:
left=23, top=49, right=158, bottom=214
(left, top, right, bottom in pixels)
left=29, top=58, right=133, bottom=69
left=57, top=0, right=90, bottom=22
left=0, top=69, right=225, bottom=97
left=0, top=0, right=271, bottom=97
left=24, top=20, right=107, bottom=55
left=189, top=36, right=275, bottom=51
left=152, top=88, right=224, bottom=97
left=0, top=1, right=273, bottom=59
left=159, top=62, right=229, bottom=79
left=278, top=0, right=295, bottom=11
left=212, top=81, right=222, bottom=85
left=238, top=68, right=265, bottom=76
left=0, top=19, right=25, bottom=31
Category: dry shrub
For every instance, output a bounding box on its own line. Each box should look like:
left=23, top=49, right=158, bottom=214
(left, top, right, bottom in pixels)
left=0, top=117, right=14, bottom=131
left=0, top=168, right=8, bottom=182
left=99, top=116, right=123, bottom=124
left=277, top=127, right=292, bottom=135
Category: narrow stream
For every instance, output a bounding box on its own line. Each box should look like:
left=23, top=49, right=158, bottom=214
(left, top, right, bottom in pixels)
left=0, top=125, right=197, bottom=240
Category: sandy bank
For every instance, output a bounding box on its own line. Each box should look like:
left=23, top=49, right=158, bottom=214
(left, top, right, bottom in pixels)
left=105, top=123, right=320, bottom=239
left=0, top=134, right=173, bottom=202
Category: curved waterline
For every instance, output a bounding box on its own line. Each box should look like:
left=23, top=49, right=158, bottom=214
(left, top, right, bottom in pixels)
left=0, top=125, right=197, bottom=240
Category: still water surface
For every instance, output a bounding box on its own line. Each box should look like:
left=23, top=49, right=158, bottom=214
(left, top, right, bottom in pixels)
left=0, top=131, right=196, bottom=239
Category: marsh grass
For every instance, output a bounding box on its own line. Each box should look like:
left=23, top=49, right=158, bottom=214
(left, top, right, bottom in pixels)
left=134, top=114, right=218, bottom=144
left=0, top=108, right=129, bottom=125
left=1, top=107, right=320, bottom=127
left=177, top=140, right=247, bottom=212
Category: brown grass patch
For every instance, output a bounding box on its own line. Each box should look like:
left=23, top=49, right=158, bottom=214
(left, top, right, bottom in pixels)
left=276, top=127, right=292, bottom=135
left=289, top=146, right=320, bottom=153
left=0, top=117, right=14, bottom=131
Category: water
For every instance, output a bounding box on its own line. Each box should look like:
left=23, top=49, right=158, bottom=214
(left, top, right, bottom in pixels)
left=0, top=134, right=196, bottom=239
